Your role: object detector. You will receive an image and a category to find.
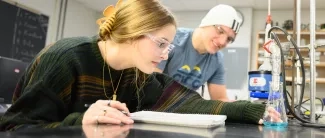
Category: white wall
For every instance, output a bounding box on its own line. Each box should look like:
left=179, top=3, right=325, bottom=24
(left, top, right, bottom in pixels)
left=64, top=0, right=99, bottom=38
left=173, top=8, right=254, bottom=100
left=9, top=0, right=100, bottom=45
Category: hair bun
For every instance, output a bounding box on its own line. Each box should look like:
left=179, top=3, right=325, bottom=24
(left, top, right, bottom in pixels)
left=97, top=0, right=124, bottom=40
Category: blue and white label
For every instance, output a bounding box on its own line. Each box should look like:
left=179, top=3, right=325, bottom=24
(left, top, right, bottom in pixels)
left=249, top=77, right=266, bottom=87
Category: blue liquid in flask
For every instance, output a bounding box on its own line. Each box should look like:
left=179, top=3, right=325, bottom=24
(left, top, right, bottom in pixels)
left=263, top=85, right=288, bottom=128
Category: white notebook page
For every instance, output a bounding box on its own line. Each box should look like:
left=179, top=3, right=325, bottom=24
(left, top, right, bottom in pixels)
left=130, top=111, right=227, bottom=128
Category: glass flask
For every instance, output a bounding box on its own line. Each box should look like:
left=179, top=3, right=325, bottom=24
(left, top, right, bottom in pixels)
left=263, top=82, right=288, bottom=127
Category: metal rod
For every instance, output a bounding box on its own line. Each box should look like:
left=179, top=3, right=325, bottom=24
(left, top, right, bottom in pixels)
left=56, top=0, right=64, bottom=41
left=289, top=44, right=325, bottom=49
left=309, top=0, right=316, bottom=123
left=295, top=0, right=301, bottom=113
left=59, top=0, right=68, bottom=39
left=291, top=0, right=297, bottom=111
left=268, top=0, right=271, bottom=15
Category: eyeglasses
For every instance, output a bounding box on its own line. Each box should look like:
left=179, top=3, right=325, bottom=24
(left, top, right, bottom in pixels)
left=145, top=34, right=175, bottom=54
left=214, top=25, right=235, bottom=44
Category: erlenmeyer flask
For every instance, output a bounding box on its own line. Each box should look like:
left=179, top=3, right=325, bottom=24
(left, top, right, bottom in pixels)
left=263, top=82, right=288, bottom=127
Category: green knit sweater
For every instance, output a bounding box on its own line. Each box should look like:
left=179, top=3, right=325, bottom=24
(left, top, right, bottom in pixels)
left=0, top=36, right=266, bottom=131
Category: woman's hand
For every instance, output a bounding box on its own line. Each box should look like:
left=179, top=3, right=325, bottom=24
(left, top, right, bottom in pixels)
left=258, top=106, right=283, bottom=125
left=82, top=100, right=134, bottom=125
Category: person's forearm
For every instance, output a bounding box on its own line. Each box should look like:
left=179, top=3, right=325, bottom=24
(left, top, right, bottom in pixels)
left=152, top=73, right=265, bottom=124
left=209, top=92, right=229, bottom=101
left=173, top=99, right=265, bottom=124
left=207, top=84, right=229, bottom=101
left=220, top=101, right=265, bottom=124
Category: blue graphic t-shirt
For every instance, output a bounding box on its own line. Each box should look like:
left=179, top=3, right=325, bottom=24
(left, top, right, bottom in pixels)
left=158, top=28, right=225, bottom=90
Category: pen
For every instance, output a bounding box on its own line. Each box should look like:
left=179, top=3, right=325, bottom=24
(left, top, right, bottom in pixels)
left=84, top=104, right=128, bottom=116
left=120, top=110, right=128, bottom=116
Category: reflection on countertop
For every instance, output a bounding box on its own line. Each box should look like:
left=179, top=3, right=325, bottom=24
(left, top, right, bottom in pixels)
left=0, top=121, right=324, bottom=138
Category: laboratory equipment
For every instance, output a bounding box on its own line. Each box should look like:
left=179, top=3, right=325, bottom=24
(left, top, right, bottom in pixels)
left=263, top=82, right=288, bottom=127
left=250, top=0, right=325, bottom=128
left=249, top=0, right=273, bottom=100
left=261, top=38, right=288, bottom=127
left=248, top=71, right=272, bottom=99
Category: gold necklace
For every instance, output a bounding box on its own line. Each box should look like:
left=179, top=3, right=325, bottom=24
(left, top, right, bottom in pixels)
left=108, top=67, right=123, bottom=101
left=102, top=42, right=124, bottom=101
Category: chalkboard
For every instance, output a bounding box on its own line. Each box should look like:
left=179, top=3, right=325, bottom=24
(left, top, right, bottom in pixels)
left=0, top=0, right=49, bottom=62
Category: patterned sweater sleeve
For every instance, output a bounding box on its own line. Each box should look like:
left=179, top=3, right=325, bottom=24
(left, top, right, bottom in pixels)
left=150, top=73, right=266, bottom=124
left=0, top=43, right=83, bottom=131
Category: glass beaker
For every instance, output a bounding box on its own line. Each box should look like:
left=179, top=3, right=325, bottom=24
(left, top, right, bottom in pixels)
left=262, top=82, right=288, bottom=127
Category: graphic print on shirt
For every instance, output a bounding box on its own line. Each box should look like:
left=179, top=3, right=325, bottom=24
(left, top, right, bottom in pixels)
left=173, top=65, right=202, bottom=89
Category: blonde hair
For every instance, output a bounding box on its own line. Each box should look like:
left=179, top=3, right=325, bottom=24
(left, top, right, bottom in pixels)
left=98, top=0, right=177, bottom=110
left=98, top=0, right=176, bottom=42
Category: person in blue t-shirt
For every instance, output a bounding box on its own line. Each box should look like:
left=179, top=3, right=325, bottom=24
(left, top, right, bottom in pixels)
left=156, top=4, right=242, bottom=102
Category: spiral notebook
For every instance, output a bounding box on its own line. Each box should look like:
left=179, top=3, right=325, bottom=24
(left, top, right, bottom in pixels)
left=130, top=111, right=227, bottom=128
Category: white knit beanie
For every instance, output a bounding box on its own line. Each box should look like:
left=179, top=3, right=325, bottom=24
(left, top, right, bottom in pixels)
left=199, top=4, right=242, bottom=34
